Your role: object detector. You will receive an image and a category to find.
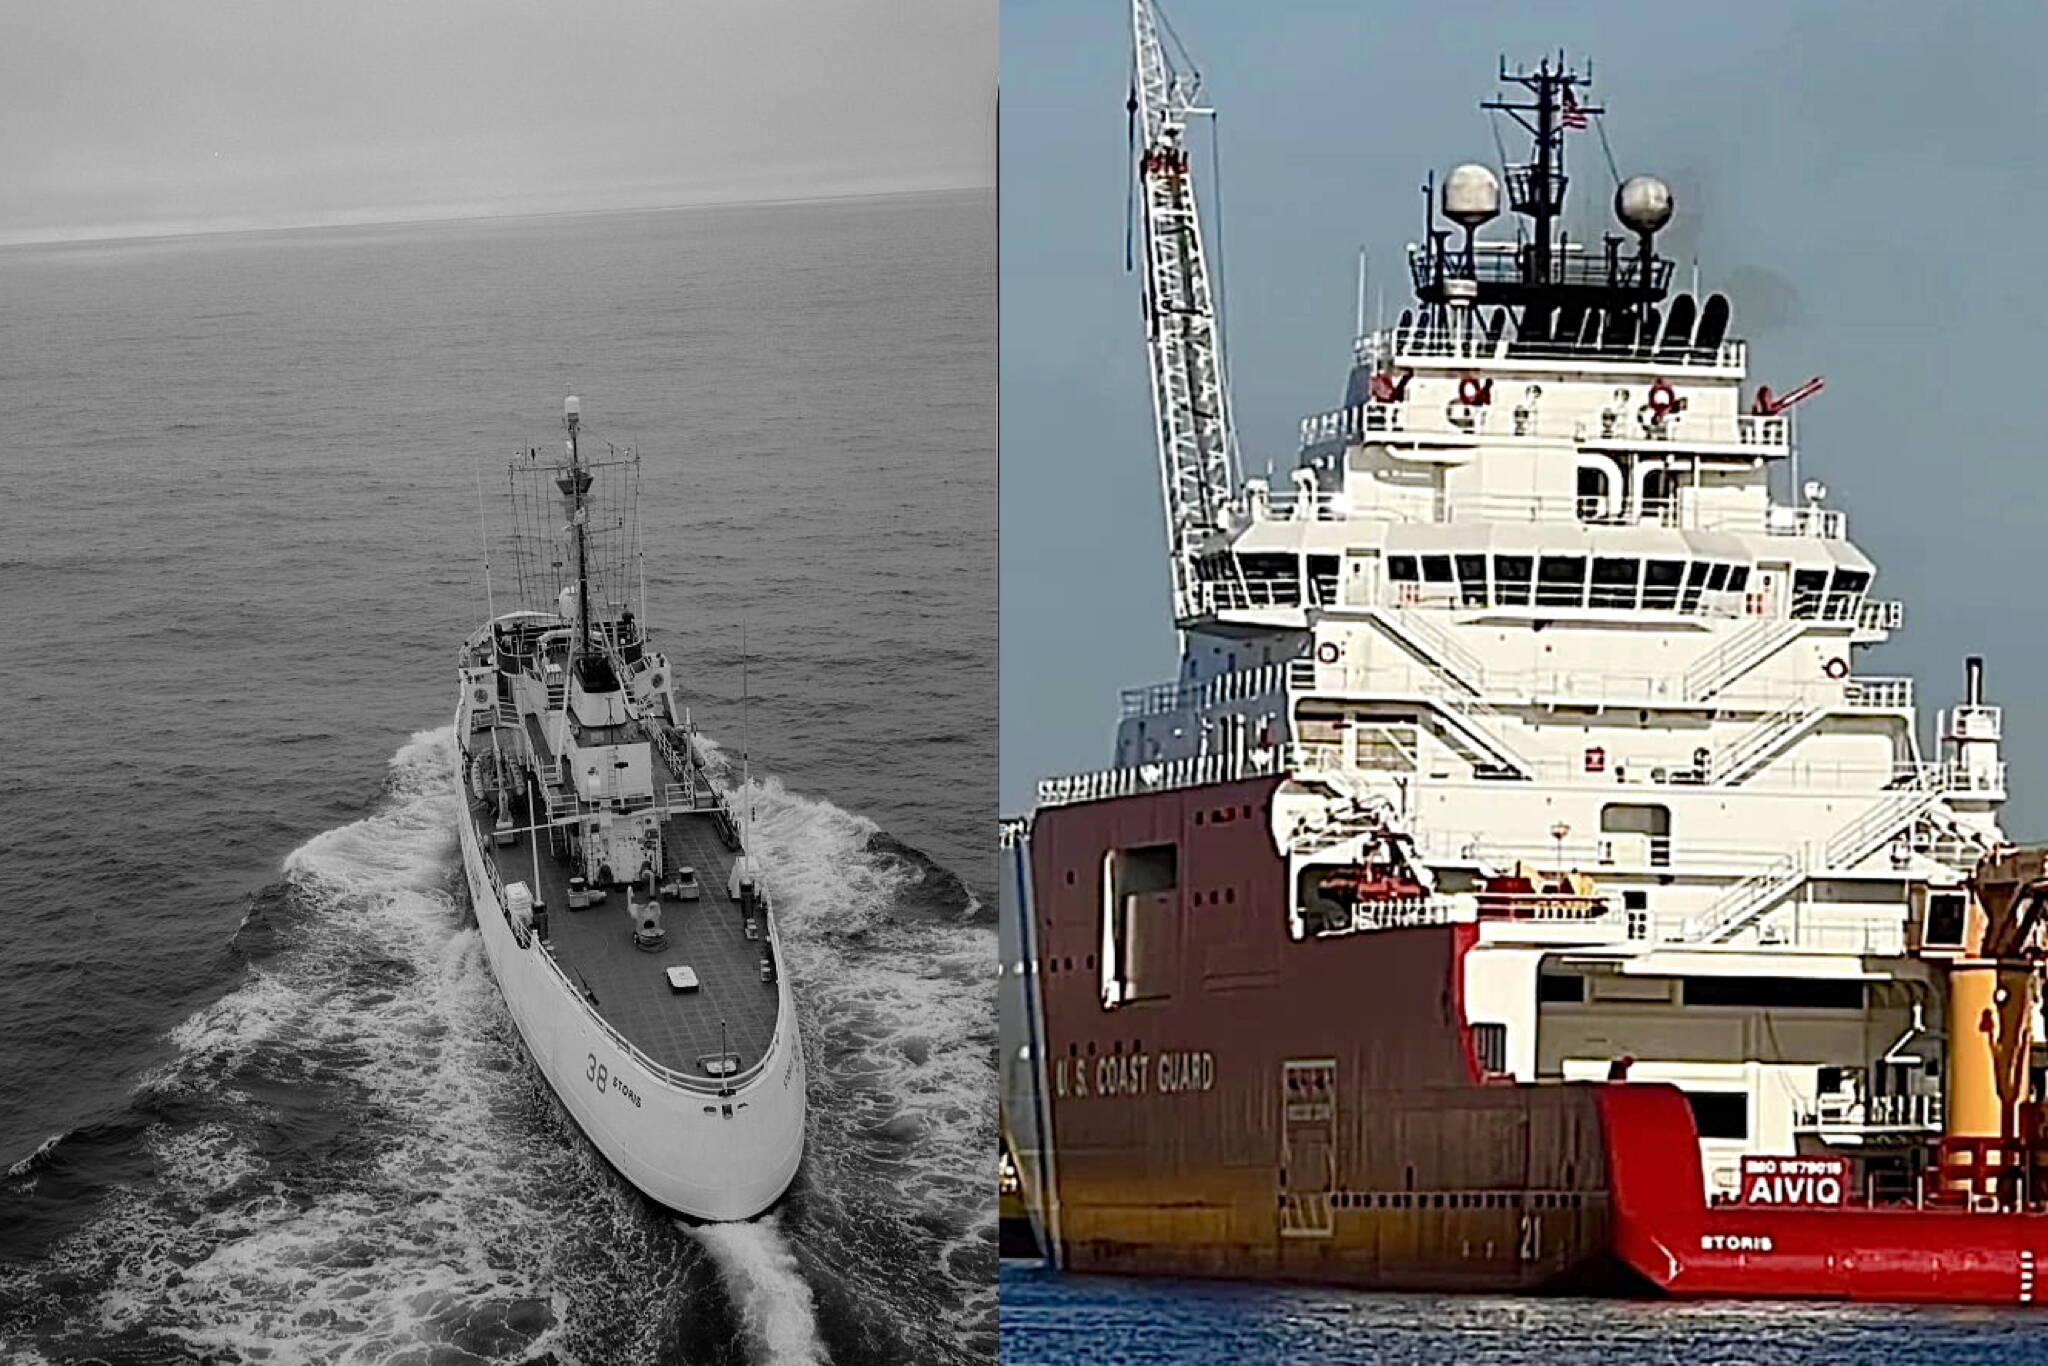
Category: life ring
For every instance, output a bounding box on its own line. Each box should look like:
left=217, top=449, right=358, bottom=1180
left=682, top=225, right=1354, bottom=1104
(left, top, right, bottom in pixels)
left=1823, top=656, right=1849, bottom=680
left=1647, top=378, right=1678, bottom=417
left=1457, top=374, right=1489, bottom=407
left=472, top=685, right=491, bottom=708
left=1315, top=642, right=1342, bottom=665
left=649, top=671, right=666, bottom=692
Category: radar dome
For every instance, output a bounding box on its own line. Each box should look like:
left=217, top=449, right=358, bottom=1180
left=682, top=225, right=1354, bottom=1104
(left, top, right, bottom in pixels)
left=1615, top=175, right=1674, bottom=234
left=1442, top=164, right=1502, bottom=228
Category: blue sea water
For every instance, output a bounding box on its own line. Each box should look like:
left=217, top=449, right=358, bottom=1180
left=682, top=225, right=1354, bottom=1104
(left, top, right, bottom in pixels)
left=999, top=1261, right=2048, bottom=1364
left=0, top=190, right=994, bottom=1364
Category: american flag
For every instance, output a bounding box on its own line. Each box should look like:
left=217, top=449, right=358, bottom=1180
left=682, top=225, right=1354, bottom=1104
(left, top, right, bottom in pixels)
left=1561, top=88, right=1588, bottom=130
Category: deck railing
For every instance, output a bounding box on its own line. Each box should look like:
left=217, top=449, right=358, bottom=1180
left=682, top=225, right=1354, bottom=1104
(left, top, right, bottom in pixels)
left=1299, top=400, right=1786, bottom=453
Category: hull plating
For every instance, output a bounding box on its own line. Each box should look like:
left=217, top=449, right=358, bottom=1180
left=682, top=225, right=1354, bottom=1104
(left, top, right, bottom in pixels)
left=1018, top=781, right=2048, bottom=1305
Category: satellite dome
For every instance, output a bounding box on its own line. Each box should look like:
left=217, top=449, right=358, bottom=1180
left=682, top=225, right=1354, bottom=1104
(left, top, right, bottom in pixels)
left=1442, top=164, right=1502, bottom=229
left=1615, top=175, right=1674, bottom=234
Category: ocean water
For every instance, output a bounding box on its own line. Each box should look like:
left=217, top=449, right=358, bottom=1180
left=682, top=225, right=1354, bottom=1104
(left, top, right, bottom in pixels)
left=0, top=190, right=995, bottom=1364
left=999, top=1262, right=2048, bottom=1364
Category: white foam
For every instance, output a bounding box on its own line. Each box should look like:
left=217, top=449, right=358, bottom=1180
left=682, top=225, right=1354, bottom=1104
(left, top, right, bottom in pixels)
left=696, top=736, right=998, bottom=1348
left=689, top=1216, right=830, bottom=1366
left=44, top=726, right=670, bottom=1365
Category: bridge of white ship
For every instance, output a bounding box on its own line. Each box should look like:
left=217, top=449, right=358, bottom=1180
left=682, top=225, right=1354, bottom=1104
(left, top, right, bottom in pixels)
left=1192, top=521, right=1876, bottom=623
left=467, top=715, right=781, bottom=1086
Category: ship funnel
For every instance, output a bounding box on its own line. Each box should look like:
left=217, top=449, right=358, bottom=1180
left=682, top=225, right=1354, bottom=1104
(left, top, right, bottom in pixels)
left=1967, top=655, right=1985, bottom=706
left=1442, top=164, right=1502, bottom=229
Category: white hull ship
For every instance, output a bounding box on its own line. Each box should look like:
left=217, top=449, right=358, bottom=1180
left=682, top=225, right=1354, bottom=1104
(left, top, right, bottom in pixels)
left=455, top=397, right=803, bottom=1221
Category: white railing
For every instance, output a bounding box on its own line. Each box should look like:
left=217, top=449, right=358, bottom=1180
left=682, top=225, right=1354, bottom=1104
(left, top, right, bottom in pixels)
left=1797, top=1094, right=1943, bottom=1132
left=1299, top=399, right=1787, bottom=454
left=1250, top=486, right=1345, bottom=522
left=1315, top=897, right=1464, bottom=934
left=1120, top=661, right=1289, bottom=719
left=1415, top=831, right=1787, bottom=875
left=1682, top=766, right=1951, bottom=943
left=1684, top=616, right=1805, bottom=702
left=1036, top=745, right=1287, bottom=809
left=1373, top=604, right=1489, bottom=690
left=1710, top=695, right=1825, bottom=785
left=1359, top=329, right=1749, bottom=372
left=1294, top=658, right=1528, bottom=773
left=1844, top=676, right=1913, bottom=710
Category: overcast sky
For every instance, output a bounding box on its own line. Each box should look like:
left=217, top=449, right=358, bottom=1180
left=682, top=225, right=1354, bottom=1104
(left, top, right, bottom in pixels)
left=1003, top=0, right=2048, bottom=834
left=0, top=0, right=993, bottom=243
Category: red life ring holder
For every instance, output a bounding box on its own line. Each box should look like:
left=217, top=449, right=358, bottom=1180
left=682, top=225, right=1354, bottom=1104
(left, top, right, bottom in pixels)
left=1647, top=378, right=1678, bottom=417
left=1823, top=656, right=1849, bottom=680
left=1457, top=374, right=1488, bottom=407
left=1315, top=642, right=1342, bottom=665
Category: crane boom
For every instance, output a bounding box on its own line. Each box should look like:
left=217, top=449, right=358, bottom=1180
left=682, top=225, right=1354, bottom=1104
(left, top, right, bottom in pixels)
left=1132, top=0, right=1237, bottom=625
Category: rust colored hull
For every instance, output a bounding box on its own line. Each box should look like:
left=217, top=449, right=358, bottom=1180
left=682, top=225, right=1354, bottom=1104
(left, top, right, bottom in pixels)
left=1019, top=780, right=2048, bottom=1304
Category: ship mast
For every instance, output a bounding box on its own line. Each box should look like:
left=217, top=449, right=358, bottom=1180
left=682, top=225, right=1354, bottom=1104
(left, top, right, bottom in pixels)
left=560, top=395, right=593, bottom=654
left=1131, top=0, right=1237, bottom=627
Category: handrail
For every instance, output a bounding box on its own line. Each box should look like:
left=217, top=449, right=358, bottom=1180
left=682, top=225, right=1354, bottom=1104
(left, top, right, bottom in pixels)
left=1358, top=324, right=1747, bottom=372
left=1037, top=744, right=1287, bottom=808
left=1299, top=399, right=1786, bottom=452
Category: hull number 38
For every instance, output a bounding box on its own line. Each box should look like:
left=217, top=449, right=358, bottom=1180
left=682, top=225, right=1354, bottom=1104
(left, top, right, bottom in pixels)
left=587, top=1052, right=644, bottom=1109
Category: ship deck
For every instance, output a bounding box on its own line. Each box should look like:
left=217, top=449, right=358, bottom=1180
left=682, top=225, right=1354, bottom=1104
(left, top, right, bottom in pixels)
left=468, top=722, right=779, bottom=1080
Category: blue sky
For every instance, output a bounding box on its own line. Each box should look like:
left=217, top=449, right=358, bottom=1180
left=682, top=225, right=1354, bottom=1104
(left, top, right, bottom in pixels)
left=1001, top=0, right=2048, bottom=830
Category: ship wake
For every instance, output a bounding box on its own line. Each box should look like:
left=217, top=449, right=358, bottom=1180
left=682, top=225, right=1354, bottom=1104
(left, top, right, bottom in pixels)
left=688, top=1215, right=830, bottom=1365
left=0, top=726, right=992, bottom=1365
left=698, top=735, right=998, bottom=1363
left=0, top=728, right=685, bottom=1365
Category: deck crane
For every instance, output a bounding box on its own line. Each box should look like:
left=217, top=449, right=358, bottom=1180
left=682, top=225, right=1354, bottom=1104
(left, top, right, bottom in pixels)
left=1131, top=0, right=1239, bottom=626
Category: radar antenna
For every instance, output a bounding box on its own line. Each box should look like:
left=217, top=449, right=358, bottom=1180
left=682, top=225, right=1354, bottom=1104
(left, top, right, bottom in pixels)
left=1131, top=0, right=1238, bottom=626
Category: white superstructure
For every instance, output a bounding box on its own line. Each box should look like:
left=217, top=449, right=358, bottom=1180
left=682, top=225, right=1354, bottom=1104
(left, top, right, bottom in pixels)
left=1037, top=27, right=2017, bottom=1201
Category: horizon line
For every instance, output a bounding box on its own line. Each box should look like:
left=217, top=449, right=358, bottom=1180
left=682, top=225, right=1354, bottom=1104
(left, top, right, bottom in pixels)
left=0, top=177, right=994, bottom=251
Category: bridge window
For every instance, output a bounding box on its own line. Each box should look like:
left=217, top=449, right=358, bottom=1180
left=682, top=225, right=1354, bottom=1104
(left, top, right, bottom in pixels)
left=1680, top=561, right=1711, bottom=613
left=1387, top=555, right=1419, bottom=582
left=1642, top=559, right=1684, bottom=610
left=1536, top=555, right=1586, bottom=608
left=1493, top=554, right=1533, bottom=606
left=1590, top=557, right=1641, bottom=609
left=1826, top=568, right=1870, bottom=621
left=1790, top=568, right=1829, bottom=619
left=1421, top=555, right=1454, bottom=584
left=1455, top=554, right=1488, bottom=607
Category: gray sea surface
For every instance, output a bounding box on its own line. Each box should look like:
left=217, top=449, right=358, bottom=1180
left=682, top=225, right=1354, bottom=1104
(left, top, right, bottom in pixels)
left=999, top=1261, right=2048, bottom=1364
left=0, top=190, right=994, bottom=1365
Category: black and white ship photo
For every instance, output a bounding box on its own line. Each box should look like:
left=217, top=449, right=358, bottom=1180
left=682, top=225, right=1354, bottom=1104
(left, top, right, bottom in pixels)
left=0, top=5, right=994, bottom=1364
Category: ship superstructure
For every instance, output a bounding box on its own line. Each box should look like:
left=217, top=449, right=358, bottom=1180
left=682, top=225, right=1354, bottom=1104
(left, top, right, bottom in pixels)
left=1001, top=5, right=2048, bottom=1303
left=455, top=397, right=804, bottom=1221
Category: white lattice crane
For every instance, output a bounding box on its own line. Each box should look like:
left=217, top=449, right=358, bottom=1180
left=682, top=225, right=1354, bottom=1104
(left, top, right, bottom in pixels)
left=1131, top=0, right=1238, bottom=625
